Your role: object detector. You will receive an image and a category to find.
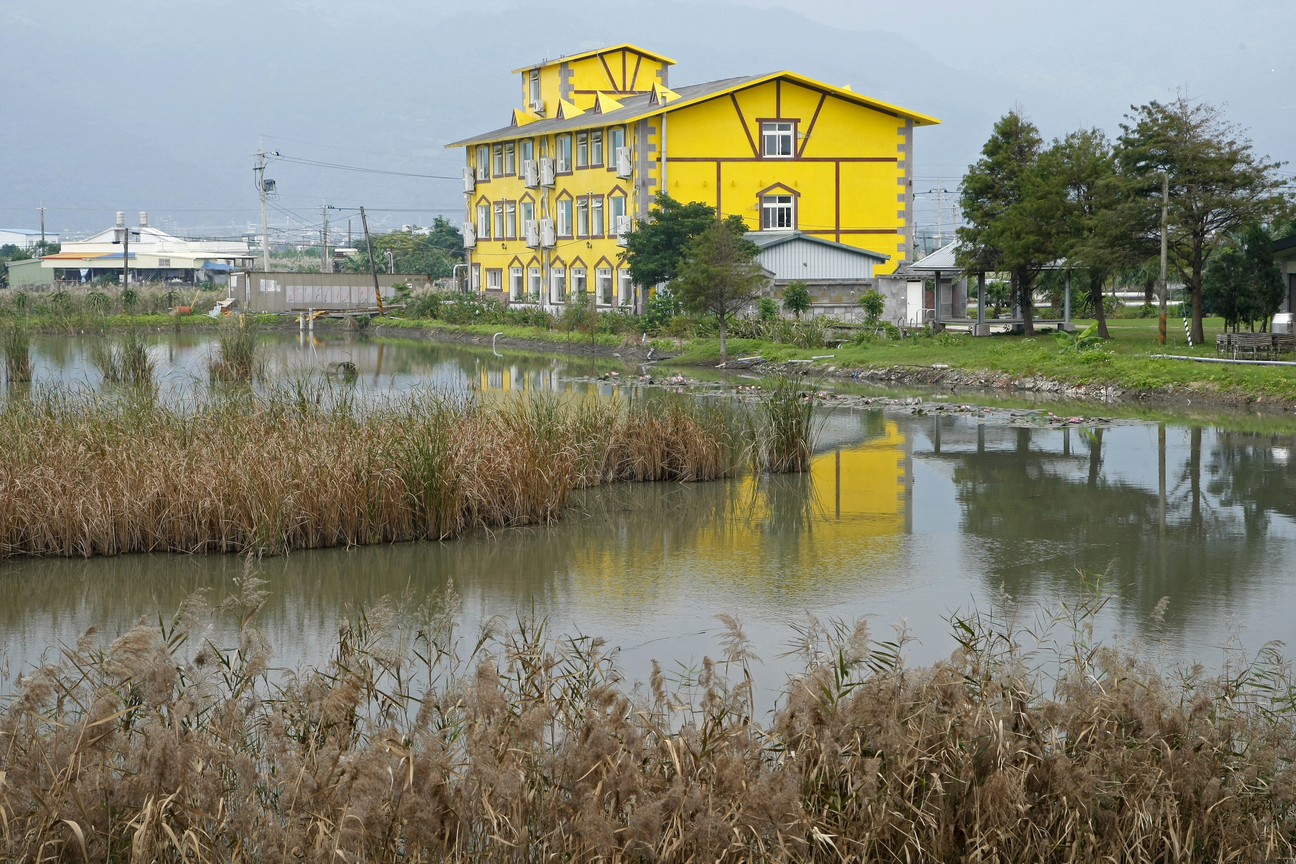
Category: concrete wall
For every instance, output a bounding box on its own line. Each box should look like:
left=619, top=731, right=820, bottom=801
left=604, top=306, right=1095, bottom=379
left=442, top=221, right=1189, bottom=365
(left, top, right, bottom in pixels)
left=232, top=271, right=432, bottom=313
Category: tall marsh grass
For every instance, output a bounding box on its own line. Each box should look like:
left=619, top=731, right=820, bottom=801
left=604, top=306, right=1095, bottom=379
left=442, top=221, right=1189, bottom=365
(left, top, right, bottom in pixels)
left=88, top=329, right=155, bottom=387
left=746, top=374, right=821, bottom=473
left=0, top=386, right=740, bottom=559
left=2, top=320, right=32, bottom=383
left=3, top=576, right=1295, bottom=862
left=208, top=315, right=261, bottom=382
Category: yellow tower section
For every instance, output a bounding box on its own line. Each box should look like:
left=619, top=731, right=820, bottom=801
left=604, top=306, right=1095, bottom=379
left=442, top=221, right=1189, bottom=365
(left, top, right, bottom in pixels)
left=514, top=45, right=674, bottom=115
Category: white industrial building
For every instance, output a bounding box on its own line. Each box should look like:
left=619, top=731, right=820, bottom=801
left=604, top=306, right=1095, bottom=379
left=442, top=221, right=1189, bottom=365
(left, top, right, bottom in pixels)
left=5, top=212, right=253, bottom=287
left=0, top=228, right=59, bottom=249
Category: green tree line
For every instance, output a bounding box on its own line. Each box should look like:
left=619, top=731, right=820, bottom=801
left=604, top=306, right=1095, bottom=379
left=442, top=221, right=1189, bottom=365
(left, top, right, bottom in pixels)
left=959, top=94, right=1291, bottom=340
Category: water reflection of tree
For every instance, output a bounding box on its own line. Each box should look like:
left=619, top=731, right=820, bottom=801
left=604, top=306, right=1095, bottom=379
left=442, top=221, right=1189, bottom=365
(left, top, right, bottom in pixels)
left=941, top=423, right=1279, bottom=627
left=1207, top=429, right=1296, bottom=537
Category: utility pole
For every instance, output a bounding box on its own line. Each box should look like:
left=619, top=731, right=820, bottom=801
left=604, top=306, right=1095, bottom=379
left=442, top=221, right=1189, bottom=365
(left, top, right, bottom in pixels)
left=935, top=180, right=943, bottom=247
left=360, top=207, right=384, bottom=316
left=255, top=134, right=271, bottom=272
left=1158, top=171, right=1169, bottom=346
left=320, top=202, right=329, bottom=274
left=122, top=219, right=130, bottom=289
left=39, top=204, right=46, bottom=248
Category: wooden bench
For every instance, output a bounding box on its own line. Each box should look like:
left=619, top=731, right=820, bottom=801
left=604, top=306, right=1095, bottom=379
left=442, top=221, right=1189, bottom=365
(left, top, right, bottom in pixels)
left=1216, top=332, right=1296, bottom=358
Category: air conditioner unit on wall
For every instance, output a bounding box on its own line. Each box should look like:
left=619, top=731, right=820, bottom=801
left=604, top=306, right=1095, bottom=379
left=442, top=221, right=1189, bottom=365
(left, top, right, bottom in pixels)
left=462, top=222, right=476, bottom=248
left=531, top=98, right=545, bottom=115
left=540, top=219, right=555, bottom=248
left=615, top=146, right=632, bottom=178
left=524, top=219, right=539, bottom=248
left=523, top=159, right=539, bottom=188
left=540, top=157, right=556, bottom=187
left=462, top=166, right=475, bottom=193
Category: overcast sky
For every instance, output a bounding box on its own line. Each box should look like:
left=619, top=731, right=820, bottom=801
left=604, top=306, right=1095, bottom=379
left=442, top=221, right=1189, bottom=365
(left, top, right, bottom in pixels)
left=2, top=0, right=1292, bottom=242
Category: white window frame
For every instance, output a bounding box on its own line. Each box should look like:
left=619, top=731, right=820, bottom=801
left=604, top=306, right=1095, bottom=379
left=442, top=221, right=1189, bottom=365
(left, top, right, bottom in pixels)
left=596, top=267, right=613, bottom=305
left=520, top=200, right=534, bottom=227
left=609, top=195, right=626, bottom=233
left=470, top=263, right=481, bottom=290
left=591, top=196, right=604, bottom=237
left=618, top=269, right=633, bottom=306
left=505, top=201, right=517, bottom=239
left=476, top=145, right=490, bottom=180
left=576, top=197, right=589, bottom=238
left=509, top=266, right=524, bottom=300
left=590, top=130, right=603, bottom=166
left=557, top=199, right=573, bottom=237
left=572, top=267, right=587, bottom=296
left=529, top=69, right=540, bottom=104
left=609, top=126, right=625, bottom=161
left=528, top=266, right=542, bottom=299
left=477, top=204, right=490, bottom=240
left=556, top=135, right=572, bottom=173
left=520, top=138, right=534, bottom=163
left=762, top=194, right=795, bottom=230
left=761, top=121, right=795, bottom=158
left=493, top=145, right=504, bottom=176
left=576, top=133, right=588, bottom=168
left=550, top=266, right=566, bottom=303
left=504, top=142, right=515, bottom=175
left=494, top=202, right=505, bottom=240
left=486, top=268, right=502, bottom=291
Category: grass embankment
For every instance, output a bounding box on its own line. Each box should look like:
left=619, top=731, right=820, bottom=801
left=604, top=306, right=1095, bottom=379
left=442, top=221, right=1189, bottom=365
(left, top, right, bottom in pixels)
left=4, top=577, right=1295, bottom=862
left=676, top=317, right=1296, bottom=403
left=0, top=386, right=751, bottom=560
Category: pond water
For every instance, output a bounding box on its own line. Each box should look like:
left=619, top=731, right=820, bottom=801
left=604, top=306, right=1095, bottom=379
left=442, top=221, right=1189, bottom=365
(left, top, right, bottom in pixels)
left=3, top=331, right=1296, bottom=704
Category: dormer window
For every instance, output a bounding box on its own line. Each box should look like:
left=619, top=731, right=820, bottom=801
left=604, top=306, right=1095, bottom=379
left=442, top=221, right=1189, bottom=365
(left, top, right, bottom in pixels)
left=761, top=122, right=794, bottom=158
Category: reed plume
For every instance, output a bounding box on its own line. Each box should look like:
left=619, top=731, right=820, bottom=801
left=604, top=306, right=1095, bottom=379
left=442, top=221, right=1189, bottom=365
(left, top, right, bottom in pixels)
left=2, top=578, right=1294, bottom=862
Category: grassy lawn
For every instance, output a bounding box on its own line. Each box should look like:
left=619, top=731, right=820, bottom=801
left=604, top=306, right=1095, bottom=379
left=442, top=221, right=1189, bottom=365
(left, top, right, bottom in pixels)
left=670, top=316, right=1296, bottom=403
left=375, top=316, right=633, bottom=348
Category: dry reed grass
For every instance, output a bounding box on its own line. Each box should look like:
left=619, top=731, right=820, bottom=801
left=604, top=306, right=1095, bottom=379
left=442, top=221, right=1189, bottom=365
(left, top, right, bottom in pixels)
left=0, top=384, right=739, bottom=559
left=2, top=575, right=1294, bottom=862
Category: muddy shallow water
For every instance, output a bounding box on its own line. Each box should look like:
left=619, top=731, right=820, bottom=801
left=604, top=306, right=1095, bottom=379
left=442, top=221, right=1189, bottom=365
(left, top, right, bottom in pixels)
left=3, top=331, right=1296, bottom=705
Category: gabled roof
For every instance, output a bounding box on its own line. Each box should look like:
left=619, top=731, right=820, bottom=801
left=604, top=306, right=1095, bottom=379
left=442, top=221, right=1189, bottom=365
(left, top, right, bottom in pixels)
left=512, top=44, right=676, bottom=74
left=447, top=70, right=939, bottom=148
left=1274, top=234, right=1296, bottom=258
left=745, top=230, right=890, bottom=262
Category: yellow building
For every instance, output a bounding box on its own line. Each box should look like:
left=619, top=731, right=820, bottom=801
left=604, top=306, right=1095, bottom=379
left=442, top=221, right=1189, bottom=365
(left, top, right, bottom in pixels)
left=447, top=44, right=938, bottom=311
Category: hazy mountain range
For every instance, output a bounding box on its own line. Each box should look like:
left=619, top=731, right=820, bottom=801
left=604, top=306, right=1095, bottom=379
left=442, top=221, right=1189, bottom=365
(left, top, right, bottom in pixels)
left=2, top=0, right=1291, bottom=241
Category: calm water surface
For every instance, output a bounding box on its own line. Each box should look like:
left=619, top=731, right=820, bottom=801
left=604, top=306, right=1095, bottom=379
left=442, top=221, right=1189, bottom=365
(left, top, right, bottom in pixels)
left=4, top=331, right=1296, bottom=700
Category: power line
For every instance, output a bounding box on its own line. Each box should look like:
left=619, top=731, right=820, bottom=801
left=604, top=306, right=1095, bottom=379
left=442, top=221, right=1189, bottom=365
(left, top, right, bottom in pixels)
left=262, top=134, right=448, bottom=163
left=267, top=153, right=460, bottom=181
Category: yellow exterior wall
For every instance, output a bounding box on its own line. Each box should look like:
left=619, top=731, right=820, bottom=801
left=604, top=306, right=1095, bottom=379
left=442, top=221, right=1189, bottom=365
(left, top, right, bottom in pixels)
left=464, top=117, right=657, bottom=308
left=661, top=79, right=911, bottom=272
